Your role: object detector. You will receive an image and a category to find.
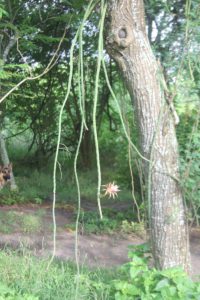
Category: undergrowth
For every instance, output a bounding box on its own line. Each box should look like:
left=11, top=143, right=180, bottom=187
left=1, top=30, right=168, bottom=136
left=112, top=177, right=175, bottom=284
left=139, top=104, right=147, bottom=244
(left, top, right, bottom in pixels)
left=0, top=246, right=199, bottom=300
left=0, top=166, right=133, bottom=206
left=0, top=249, right=115, bottom=300
left=0, top=211, right=42, bottom=234
left=69, top=209, right=145, bottom=236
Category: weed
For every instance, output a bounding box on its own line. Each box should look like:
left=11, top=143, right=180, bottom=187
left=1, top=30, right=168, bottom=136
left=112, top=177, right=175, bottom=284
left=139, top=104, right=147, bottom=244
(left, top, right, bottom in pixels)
left=0, top=211, right=42, bottom=234
left=35, top=208, right=46, bottom=218
left=0, top=189, right=25, bottom=205
left=20, top=215, right=42, bottom=233
left=0, top=224, right=13, bottom=234
left=0, top=250, right=115, bottom=300
left=0, top=211, right=19, bottom=234
left=0, top=246, right=199, bottom=300
left=70, top=209, right=145, bottom=235
left=0, top=282, right=38, bottom=300
left=34, top=197, right=43, bottom=205
left=109, top=245, right=200, bottom=300
left=121, top=220, right=146, bottom=237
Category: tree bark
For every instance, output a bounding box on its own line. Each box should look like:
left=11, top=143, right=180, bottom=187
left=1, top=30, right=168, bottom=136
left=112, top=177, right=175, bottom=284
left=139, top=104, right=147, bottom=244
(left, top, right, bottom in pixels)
left=106, top=0, right=190, bottom=273
left=0, top=34, right=18, bottom=191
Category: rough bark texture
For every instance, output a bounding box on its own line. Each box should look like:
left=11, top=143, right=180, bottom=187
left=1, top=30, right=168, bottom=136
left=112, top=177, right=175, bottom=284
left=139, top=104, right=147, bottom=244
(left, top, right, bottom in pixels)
left=0, top=34, right=18, bottom=190
left=106, top=0, right=190, bottom=272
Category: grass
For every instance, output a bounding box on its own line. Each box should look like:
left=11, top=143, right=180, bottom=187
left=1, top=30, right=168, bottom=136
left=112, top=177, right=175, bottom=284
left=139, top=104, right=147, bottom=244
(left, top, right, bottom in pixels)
left=1, top=247, right=199, bottom=300
left=4, top=137, right=136, bottom=206
left=3, top=137, right=140, bottom=221
left=0, top=249, right=117, bottom=300
left=0, top=170, right=142, bottom=236
left=0, top=211, right=42, bottom=234
left=0, top=161, right=136, bottom=209
left=21, top=215, right=42, bottom=233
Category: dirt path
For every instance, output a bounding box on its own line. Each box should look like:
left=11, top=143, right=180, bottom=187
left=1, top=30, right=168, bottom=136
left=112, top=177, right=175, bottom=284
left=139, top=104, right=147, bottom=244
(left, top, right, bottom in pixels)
left=0, top=204, right=199, bottom=278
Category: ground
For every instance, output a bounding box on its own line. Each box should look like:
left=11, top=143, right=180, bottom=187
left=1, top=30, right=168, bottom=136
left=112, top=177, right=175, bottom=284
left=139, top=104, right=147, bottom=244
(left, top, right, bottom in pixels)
left=0, top=201, right=199, bottom=279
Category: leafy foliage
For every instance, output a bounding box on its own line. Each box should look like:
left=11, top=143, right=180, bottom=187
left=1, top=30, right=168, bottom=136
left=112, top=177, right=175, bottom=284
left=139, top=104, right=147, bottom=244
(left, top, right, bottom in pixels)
left=0, top=250, right=114, bottom=300
left=69, top=210, right=145, bottom=235
left=109, top=245, right=200, bottom=300
left=0, top=241, right=199, bottom=300
left=180, top=128, right=200, bottom=225
left=0, top=283, right=38, bottom=300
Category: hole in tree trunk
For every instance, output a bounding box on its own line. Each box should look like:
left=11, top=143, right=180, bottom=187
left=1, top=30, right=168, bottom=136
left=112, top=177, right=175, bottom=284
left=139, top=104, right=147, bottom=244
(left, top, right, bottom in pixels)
left=118, top=28, right=127, bottom=38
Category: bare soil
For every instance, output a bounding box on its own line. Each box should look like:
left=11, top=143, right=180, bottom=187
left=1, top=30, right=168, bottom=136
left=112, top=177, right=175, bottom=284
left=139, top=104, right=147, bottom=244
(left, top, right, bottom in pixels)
left=0, top=202, right=199, bottom=278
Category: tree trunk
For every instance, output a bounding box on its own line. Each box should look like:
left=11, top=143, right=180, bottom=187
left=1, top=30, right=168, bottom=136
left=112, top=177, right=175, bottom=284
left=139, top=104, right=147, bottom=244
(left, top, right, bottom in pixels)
left=106, top=0, right=190, bottom=273
left=0, top=34, right=18, bottom=191
left=80, top=129, right=93, bottom=169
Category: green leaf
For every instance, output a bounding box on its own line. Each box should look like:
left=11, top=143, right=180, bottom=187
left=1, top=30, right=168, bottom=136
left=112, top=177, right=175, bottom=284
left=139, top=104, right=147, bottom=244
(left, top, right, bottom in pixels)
left=0, top=6, right=8, bottom=19
left=0, top=70, right=12, bottom=79
left=0, top=21, right=17, bottom=31
left=35, top=34, right=62, bottom=43
left=155, top=278, right=170, bottom=290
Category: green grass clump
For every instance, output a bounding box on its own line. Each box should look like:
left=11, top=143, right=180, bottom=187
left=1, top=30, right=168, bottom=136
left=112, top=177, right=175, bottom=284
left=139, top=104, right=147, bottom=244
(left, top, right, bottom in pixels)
left=0, top=250, right=114, bottom=300
left=0, top=282, right=38, bottom=300
left=0, top=211, right=42, bottom=234
left=21, top=215, right=42, bottom=233
left=0, top=211, right=18, bottom=233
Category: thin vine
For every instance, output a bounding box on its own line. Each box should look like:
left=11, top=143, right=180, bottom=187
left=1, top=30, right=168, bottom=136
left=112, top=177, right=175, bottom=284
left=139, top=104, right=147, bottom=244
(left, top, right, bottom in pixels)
left=101, top=58, right=149, bottom=163
left=74, top=0, right=99, bottom=297
left=0, top=27, right=67, bottom=104
left=47, top=26, right=80, bottom=269
left=92, top=0, right=107, bottom=220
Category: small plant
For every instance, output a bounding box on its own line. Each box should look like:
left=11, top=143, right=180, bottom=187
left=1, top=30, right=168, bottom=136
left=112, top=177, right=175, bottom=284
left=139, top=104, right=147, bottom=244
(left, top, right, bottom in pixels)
left=0, top=282, right=38, bottom=300
left=179, top=130, right=200, bottom=225
left=72, top=209, right=135, bottom=234
left=0, top=250, right=115, bottom=300
left=0, top=211, right=19, bottom=234
left=71, top=209, right=145, bottom=235
left=0, top=211, right=43, bottom=234
left=0, top=189, right=25, bottom=205
left=109, top=244, right=200, bottom=300
left=35, top=208, right=46, bottom=217
left=121, top=220, right=146, bottom=236
left=0, top=224, right=13, bottom=234
left=75, top=211, right=119, bottom=234
left=21, top=215, right=42, bottom=233
left=33, top=197, right=43, bottom=205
